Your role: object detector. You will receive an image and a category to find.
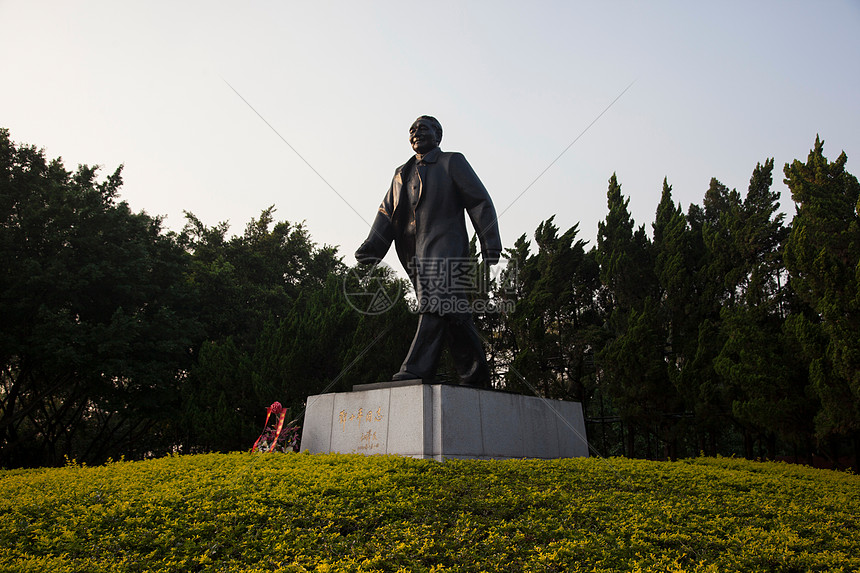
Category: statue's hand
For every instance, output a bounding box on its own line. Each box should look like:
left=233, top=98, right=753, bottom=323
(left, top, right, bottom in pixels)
left=355, top=241, right=381, bottom=265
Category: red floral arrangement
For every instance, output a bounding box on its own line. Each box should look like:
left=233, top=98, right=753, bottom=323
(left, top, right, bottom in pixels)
left=252, top=401, right=301, bottom=453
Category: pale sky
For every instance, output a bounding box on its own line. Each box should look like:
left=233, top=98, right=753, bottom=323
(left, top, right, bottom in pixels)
left=3, top=1, right=859, bottom=269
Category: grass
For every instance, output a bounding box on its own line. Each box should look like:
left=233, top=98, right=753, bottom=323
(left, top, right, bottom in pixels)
left=1, top=452, right=858, bottom=572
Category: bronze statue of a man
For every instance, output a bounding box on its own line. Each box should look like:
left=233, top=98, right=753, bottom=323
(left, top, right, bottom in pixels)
left=356, top=116, right=502, bottom=386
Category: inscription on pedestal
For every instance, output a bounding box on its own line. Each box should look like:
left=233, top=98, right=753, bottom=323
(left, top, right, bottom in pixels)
left=337, top=406, right=385, bottom=452
left=318, top=390, right=394, bottom=455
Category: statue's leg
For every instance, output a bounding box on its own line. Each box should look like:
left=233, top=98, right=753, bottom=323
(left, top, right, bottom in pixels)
left=447, top=313, right=491, bottom=388
left=393, top=312, right=446, bottom=381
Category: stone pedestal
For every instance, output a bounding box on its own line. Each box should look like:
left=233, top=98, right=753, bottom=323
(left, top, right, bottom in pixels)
left=300, top=381, right=588, bottom=460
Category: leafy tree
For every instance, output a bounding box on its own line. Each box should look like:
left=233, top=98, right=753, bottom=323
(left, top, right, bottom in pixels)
left=652, top=178, right=694, bottom=369
left=497, top=217, right=602, bottom=403
left=596, top=174, right=655, bottom=313
left=599, top=297, right=679, bottom=458
left=682, top=177, right=745, bottom=455
left=0, top=128, right=199, bottom=467
left=739, top=159, right=789, bottom=309
left=180, top=208, right=340, bottom=351
left=596, top=174, right=672, bottom=457
left=697, top=177, right=744, bottom=307
left=488, top=233, right=532, bottom=390
left=178, top=211, right=413, bottom=452
left=715, top=307, right=814, bottom=457
left=710, top=159, right=816, bottom=457
left=650, top=178, right=697, bottom=458
left=783, top=137, right=860, bottom=447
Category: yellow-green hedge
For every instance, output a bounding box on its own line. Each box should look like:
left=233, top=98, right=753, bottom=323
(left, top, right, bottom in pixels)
left=1, top=453, right=857, bottom=572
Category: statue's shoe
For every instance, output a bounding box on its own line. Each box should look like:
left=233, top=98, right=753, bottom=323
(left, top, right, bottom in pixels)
left=391, top=371, right=422, bottom=381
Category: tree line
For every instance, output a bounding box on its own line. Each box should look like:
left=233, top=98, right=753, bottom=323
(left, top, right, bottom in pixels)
left=1, top=128, right=857, bottom=467
left=483, top=136, right=859, bottom=466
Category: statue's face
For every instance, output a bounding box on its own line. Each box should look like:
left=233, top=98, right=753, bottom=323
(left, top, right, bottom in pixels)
left=409, top=119, right=439, bottom=155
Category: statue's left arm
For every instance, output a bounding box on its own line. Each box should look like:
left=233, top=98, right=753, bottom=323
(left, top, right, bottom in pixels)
left=449, top=153, right=502, bottom=264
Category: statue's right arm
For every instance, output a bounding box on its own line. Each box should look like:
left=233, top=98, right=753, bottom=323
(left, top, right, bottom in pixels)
left=355, top=209, right=394, bottom=265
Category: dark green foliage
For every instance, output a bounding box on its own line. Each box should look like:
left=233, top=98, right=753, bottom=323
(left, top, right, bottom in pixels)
left=178, top=211, right=414, bottom=453
left=715, top=307, right=815, bottom=454
left=596, top=174, right=681, bottom=457
left=490, top=216, right=603, bottom=405
left=0, top=128, right=414, bottom=466
left=0, top=128, right=200, bottom=467
left=591, top=145, right=856, bottom=464
left=708, top=159, right=814, bottom=457
left=784, top=136, right=860, bottom=440
left=596, top=173, right=656, bottom=313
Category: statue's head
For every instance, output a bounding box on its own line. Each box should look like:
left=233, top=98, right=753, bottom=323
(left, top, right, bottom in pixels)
left=409, top=116, right=442, bottom=155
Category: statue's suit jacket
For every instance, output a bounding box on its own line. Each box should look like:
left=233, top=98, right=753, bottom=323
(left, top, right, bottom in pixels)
left=356, top=147, right=501, bottom=313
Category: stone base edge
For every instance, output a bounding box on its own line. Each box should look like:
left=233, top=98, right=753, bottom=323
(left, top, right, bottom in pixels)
left=300, top=384, right=588, bottom=460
